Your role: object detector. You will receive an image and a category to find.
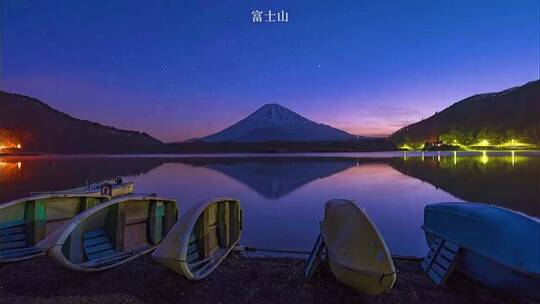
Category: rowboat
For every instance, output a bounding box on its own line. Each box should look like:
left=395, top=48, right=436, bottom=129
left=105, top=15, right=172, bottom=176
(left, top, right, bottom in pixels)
left=0, top=193, right=112, bottom=263
left=422, top=202, right=540, bottom=299
left=152, top=198, right=242, bottom=280
left=38, top=194, right=177, bottom=272
left=320, top=199, right=396, bottom=295
left=31, top=179, right=134, bottom=197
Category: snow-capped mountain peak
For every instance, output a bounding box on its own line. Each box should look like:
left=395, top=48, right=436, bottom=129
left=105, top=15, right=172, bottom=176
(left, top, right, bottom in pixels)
left=202, top=103, right=355, bottom=142
left=245, top=103, right=311, bottom=124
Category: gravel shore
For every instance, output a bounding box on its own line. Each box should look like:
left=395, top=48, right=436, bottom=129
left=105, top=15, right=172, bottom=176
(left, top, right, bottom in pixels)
left=0, top=254, right=537, bottom=304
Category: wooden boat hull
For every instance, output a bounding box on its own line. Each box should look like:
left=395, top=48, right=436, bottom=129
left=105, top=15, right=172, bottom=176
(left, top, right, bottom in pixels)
left=423, top=202, right=540, bottom=299
left=320, top=199, right=396, bottom=295
left=108, top=182, right=134, bottom=198
left=32, top=181, right=134, bottom=197
left=38, top=194, right=177, bottom=272
left=0, top=194, right=110, bottom=263
left=152, top=198, right=242, bottom=280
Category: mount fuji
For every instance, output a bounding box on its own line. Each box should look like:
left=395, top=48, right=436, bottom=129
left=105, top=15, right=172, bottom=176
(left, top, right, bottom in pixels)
left=201, top=103, right=356, bottom=142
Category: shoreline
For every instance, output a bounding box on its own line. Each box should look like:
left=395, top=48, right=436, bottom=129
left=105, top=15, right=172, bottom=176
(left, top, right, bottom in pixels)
left=0, top=152, right=42, bottom=157
left=0, top=254, right=536, bottom=304
left=2, top=150, right=539, bottom=159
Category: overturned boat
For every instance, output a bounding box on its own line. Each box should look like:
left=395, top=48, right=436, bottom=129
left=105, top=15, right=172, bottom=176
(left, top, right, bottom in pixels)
left=0, top=193, right=112, bottom=263
left=422, top=202, right=540, bottom=300
left=39, top=194, right=177, bottom=272
left=152, top=198, right=242, bottom=280
left=320, top=199, right=396, bottom=295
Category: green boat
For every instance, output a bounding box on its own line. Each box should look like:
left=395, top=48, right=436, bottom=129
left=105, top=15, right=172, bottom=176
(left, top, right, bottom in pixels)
left=0, top=194, right=112, bottom=262
left=0, top=180, right=134, bottom=263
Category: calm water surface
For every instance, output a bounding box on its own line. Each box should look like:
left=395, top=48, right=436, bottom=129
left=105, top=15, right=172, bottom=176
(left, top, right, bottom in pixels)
left=1, top=151, right=539, bottom=258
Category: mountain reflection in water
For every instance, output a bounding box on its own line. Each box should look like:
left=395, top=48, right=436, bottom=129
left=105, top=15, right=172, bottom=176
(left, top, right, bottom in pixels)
left=179, top=157, right=357, bottom=199
left=1, top=152, right=538, bottom=256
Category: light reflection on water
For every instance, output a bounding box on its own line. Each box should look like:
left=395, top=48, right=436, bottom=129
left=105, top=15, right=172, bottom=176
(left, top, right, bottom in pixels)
left=1, top=151, right=539, bottom=257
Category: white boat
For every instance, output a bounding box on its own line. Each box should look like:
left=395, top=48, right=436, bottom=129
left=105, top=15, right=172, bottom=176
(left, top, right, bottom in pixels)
left=38, top=194, right=177, bottom=272
left=152, top=198, right=242, bottom=280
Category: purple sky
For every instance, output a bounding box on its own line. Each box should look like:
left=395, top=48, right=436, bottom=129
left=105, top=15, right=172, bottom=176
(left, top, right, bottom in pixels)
left=2, top=1, right=539, bottom=142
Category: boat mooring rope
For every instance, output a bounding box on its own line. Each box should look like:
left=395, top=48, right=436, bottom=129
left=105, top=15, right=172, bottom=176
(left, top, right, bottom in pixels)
left=237, top=246, right=312, bottom=255
left=235, top=245, right=422, bottom=261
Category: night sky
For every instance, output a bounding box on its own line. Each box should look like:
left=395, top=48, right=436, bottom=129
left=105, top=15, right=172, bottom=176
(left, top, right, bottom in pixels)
left=1, top=1, right=539, bottom=142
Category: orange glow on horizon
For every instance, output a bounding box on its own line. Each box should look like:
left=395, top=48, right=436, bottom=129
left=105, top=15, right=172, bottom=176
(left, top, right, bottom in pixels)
left=338, top=126, right=394, bottom=138
left=0, top=139, right=22, bottom=151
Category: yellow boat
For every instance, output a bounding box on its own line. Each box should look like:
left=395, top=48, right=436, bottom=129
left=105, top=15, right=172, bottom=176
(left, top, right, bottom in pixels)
left=152, top=198, right=242, bottom=280
left=38, top=194, right=177, bottom=272
left=320, top=199, right=396, bottom=295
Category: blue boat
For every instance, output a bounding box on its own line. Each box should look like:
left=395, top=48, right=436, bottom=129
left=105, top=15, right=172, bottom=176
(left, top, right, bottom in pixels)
left=422, top=202, right=540, bottom=300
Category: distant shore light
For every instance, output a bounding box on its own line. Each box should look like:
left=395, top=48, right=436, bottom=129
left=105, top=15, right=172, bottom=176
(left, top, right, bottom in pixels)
left=478, top=139, right=490, bottom=146
left=400, top=144, right=412, bottom=151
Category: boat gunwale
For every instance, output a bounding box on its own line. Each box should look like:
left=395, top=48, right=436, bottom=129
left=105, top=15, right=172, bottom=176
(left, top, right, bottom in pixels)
left=0, top=250, right=44, bottom=263
left=0, top=193, right=112, bottom=209
left=425, top=201, right=540, bottom=224
left=78, top=246, right=157, bottom=272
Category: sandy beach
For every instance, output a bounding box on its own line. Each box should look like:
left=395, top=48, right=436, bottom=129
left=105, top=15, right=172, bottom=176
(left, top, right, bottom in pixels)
left=0, top=253, right=537, bottom=304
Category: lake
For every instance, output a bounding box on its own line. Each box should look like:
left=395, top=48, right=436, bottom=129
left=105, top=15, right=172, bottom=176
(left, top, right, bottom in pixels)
left=1, top=151, right=539, bottom=258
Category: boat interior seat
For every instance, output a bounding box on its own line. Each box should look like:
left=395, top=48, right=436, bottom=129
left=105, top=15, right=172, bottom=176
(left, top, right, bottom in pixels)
left=187, top=233, right=199, bottom=264
left=0, top=219, right=41, bottom=260
left=187, top=231, right=219, bottom=275
left=187, top=201, right=239, bottom=272
left=82, top=250, right=132, bottom=268
left=83, top=228, right=116, bottom=261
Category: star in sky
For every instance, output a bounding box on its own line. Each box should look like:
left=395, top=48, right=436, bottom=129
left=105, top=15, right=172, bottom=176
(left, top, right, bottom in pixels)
left=1, top=1, right=538, bottom=142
